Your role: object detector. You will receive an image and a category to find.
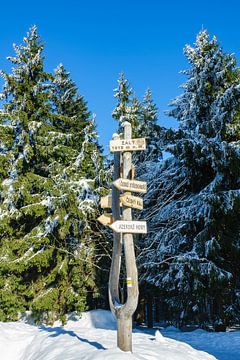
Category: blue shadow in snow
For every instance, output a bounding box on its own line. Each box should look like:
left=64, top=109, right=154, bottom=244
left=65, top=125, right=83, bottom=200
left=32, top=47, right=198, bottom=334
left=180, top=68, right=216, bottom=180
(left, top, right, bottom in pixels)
left=39, top=326, right=106, bottom=350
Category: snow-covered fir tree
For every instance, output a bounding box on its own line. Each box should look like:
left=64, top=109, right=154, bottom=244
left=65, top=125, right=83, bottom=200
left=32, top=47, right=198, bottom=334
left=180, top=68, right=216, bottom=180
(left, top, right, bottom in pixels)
left=112, top=72, right=133, bottom=121
left=134, top=88, right=162, bottom=163
left=0, top=27, right=104, bottom=322
left=140, top=30, right=240, bottom=326
left=112, top=72, right=141, bottom=132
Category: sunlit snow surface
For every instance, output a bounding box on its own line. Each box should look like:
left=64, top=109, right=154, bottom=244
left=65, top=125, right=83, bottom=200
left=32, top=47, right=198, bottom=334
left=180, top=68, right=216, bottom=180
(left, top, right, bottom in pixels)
left=0, top=310, right=239, bottom=360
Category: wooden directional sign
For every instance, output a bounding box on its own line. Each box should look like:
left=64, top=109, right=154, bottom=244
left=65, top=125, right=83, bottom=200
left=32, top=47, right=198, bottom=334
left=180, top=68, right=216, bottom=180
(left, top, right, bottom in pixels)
left=109, top=138, right=146, bottom=152
left=120, top=193, right=143, bottom=210
left=109, top=220, right=147, bottom=234
left=100, top=195, right=112, bottom=208
left=113, top=178, right=147, bottom=194
left=97, top=213, right=113, bottom=225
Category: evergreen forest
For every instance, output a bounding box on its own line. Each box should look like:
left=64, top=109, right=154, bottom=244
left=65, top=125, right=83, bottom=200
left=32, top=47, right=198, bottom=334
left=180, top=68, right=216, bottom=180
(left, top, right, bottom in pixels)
left=0, top=26, right=239, bottom=330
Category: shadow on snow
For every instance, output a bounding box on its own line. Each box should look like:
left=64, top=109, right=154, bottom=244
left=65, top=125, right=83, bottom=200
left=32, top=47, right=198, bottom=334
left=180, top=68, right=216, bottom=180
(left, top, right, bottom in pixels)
left=39, top=326, right=106, bottom=350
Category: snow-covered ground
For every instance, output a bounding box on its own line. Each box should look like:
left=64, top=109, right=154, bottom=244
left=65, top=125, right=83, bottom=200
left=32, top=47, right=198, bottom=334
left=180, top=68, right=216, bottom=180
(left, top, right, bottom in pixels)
left=0, top=309, right=239, bottom=360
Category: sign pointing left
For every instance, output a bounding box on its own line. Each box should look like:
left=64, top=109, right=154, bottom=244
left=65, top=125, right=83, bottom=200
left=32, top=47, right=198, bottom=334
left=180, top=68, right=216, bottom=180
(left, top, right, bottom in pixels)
left=97, top=213, right=113, bottom=225
left=109, top=220, right=147, bottom=234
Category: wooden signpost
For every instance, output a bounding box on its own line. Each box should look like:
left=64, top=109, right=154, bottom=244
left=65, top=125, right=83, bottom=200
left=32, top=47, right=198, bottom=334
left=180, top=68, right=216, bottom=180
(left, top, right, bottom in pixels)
left=101, top=193, right=143, bottom=210
left=113, top=178, right=147, bottom=193
left=109, top=220, right=147, bottom=234
left=100, top=195, right=112, bottom=209
left=97, top=213, right=113, bottom=225
left=120, top=193, right=143, bottom=210
left=98, top=118, right=147, bottom=353
left=109, top=138, right=146, bottom=152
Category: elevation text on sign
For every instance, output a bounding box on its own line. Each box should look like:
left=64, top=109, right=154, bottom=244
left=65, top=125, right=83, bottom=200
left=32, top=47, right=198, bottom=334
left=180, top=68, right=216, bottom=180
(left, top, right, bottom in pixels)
left=110, top=138, right=146, bottom=152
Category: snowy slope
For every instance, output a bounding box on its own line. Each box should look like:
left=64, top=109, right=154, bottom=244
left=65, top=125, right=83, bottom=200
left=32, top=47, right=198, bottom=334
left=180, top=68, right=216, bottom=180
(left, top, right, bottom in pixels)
left=0, top=309, right=223, bottom=360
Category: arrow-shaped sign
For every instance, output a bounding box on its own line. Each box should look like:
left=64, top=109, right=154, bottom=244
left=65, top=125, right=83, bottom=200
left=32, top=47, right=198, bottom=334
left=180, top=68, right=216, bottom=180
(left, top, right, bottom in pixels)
left=109, top=220, right=147, bottom=234
left=97, top=213, right=113, bottom=225
left=120, top=193, right=143, bottom=210
left=113, top=178, right=147, bottom=193
left=109, top=138, right=146, bottom=152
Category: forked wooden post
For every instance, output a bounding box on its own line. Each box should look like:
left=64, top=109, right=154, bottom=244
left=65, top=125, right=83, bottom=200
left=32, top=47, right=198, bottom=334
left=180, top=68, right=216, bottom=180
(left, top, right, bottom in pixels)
left=118, top=121, right=139, bottom=351
left=99, top=118, right=147, bottom=352
left=109, top=121, right=139, bottom=352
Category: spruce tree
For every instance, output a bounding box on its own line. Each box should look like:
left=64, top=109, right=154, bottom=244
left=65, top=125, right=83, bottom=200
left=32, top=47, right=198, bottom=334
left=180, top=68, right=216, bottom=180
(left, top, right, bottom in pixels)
left=112, top=72, right=141, bottom=132
left=135, top=88, right=162, bottom=163
left=112, top=72, right=133, bottom=122
left=0, top=27, right=104, bottom=322
left=140, top=30, right=240, bottom=326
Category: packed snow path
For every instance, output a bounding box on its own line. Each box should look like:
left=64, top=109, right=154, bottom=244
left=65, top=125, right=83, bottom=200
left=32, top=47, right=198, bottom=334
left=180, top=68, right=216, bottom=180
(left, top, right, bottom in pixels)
left=0, top=310, right=238, bottom=360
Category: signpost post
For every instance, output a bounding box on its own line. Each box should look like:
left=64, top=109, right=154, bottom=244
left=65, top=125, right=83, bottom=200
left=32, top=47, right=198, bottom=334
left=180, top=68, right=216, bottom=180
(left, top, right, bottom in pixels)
left=98, top=119, right=147, bottom=352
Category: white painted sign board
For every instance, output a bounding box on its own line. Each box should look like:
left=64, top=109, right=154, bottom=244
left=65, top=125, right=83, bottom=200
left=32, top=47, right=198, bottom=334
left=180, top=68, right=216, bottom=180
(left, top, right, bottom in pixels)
left=109, top=138, right=146, bottom=152
left=113, top=178, right=147, bottom=193
left=109, top=220, right=147, bottom=234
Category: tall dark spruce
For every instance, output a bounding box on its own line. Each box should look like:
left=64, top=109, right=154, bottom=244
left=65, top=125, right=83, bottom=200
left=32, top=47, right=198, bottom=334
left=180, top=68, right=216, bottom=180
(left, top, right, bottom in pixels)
left=0, top=27, right=104, bottom=322
left=141, top=30, right=240, bottom=326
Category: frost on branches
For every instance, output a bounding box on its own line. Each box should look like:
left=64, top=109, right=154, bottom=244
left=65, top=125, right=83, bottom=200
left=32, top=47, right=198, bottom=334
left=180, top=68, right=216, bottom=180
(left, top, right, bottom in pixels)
left=0, top=27, right=105, bottom=322
left=140, top=30, right=240, bottom=326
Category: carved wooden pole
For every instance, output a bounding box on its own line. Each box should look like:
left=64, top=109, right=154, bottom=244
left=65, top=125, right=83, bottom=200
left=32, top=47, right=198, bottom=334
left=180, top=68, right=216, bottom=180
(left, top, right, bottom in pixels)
left=99, top=117, right=147, bottom=352
left=116, top=121, right=139, bottom=351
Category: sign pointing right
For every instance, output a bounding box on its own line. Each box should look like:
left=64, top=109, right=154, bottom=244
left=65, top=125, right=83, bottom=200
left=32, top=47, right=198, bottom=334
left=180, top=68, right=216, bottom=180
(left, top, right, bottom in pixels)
left=120, top=193, right=143, bottom=210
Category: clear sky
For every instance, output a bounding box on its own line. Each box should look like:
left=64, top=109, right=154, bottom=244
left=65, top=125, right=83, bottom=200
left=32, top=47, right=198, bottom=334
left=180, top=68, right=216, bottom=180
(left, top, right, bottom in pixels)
left=1, top=0, right=240, bottom=151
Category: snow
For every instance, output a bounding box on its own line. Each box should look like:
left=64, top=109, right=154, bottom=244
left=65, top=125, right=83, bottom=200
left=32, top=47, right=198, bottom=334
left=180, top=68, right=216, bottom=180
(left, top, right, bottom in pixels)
left=0, top=309, right=233, bottom=360
left=161, top=327, right=240, bottom=360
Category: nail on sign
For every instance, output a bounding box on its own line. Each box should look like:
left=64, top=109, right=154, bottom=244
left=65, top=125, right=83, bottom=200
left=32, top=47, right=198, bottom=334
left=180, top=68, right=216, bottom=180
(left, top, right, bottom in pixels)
left=109, top=220, right=147, bottom=234
left=109, top=138, right=146, bottom=152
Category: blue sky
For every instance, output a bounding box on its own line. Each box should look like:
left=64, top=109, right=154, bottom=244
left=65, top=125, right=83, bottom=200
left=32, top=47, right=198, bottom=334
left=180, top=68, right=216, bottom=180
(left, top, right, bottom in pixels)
left=1, top=0, right=240, bottom=151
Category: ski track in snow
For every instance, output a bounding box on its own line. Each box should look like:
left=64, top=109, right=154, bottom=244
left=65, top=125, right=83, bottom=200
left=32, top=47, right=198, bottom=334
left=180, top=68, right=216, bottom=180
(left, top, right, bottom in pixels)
left=0, top=310, right=239, bottom=360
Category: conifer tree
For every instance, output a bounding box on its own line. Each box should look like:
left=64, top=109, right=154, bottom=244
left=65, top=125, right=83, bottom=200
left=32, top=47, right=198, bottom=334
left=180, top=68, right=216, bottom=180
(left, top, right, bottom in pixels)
left=112, top=72, right=141, bottom=132
left=141, top=30, right=240, bottom=326
left=0, top=27, right=104, bottom=322
left=135, top=88, right=162, bottom=162
left=112, top=72, right=133, bottom=122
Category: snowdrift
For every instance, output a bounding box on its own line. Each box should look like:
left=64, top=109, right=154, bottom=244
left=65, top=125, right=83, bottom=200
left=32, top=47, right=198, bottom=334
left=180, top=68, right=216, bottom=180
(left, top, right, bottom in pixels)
left=0, top=310, right=218, bottom=360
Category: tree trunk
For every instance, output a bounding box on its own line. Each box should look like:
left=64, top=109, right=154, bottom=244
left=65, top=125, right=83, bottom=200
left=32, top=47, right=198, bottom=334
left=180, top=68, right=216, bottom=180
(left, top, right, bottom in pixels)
left=147, top=293, right=153, bottom=328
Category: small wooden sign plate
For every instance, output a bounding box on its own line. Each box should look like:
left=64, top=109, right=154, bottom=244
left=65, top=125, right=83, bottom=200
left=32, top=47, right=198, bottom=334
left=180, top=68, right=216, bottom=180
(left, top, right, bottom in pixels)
left=120, top=193, right=143, bottom=210
left=109, top=220, right=147, bottom=234
left=113, top=178, right=147, bottom=193
left=109, top=138, right=146, bottom=152
left=97, top=213, right=113, bottom=225
left=100, top=195, right=112, bottom=208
